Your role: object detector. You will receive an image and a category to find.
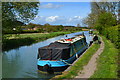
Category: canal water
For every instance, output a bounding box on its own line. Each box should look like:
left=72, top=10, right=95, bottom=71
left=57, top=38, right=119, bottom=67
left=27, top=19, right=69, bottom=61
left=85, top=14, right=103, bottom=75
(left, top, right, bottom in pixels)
left=2, top=31, right=93, bottom=78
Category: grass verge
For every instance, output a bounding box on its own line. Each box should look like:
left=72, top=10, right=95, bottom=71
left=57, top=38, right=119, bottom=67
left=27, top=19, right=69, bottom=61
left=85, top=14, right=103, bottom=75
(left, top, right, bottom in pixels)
left=3, top=31, right=80, bottom=51
left=52, top=43, right=100, bottom=79
left=90, top=36, right=118, bottom=78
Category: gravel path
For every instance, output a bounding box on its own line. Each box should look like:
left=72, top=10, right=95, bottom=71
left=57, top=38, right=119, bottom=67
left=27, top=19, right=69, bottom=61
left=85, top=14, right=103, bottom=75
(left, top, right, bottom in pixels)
left=75, top=37, right=104, bottom=78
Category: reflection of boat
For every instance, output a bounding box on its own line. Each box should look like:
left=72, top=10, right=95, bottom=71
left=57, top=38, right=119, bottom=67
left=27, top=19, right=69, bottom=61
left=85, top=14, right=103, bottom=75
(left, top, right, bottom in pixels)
left=37, top=34, right=88, bottom=73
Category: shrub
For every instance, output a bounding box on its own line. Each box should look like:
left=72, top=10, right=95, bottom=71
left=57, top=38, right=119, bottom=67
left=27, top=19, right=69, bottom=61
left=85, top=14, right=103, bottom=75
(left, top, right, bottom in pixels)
left=95, top=12, right=117, bottom=34
left=102, top=25, right=119, bottom=49
left=22, top=30, right=39, bottom=33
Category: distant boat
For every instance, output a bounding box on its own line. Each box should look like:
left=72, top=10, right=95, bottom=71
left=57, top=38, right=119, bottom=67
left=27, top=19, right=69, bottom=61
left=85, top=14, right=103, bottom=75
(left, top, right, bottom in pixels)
left=89, top=29, right=93, bottom=34
left=37, top=34, right=88, bottom=73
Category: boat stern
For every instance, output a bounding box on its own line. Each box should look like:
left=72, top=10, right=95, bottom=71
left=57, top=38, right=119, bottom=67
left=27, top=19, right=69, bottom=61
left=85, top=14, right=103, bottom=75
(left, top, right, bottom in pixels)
left=37, top=60, right=69, bottom=73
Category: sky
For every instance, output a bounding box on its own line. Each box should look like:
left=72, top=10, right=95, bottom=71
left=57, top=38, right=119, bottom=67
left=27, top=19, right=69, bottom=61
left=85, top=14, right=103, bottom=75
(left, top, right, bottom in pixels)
left=30, top=2, right=91, bottom=26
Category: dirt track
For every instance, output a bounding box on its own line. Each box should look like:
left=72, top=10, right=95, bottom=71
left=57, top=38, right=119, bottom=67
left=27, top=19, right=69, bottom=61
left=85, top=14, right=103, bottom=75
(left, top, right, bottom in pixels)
left=75, top=37, right=104, bottom=78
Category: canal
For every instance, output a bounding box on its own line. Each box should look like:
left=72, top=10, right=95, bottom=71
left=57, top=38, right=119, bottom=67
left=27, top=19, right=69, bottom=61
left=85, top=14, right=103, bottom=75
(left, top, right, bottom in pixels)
left=2, top=31, right=93, bottom=78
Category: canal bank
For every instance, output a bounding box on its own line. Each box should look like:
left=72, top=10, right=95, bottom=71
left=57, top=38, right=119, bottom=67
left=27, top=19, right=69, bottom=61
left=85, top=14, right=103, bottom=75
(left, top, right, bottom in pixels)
left=75, top=36, right=104, bottom=78
left=90, top=36, right=118, bottom=78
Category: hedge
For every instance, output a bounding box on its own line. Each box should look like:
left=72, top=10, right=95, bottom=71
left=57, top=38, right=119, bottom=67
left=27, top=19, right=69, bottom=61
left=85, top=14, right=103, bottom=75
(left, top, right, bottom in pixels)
left=102, top=25, right=119, bottom=49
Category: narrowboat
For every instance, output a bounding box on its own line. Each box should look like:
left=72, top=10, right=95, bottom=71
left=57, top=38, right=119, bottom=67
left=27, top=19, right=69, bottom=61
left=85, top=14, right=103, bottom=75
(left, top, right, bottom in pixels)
left=37, top=34, right=88, bottom=73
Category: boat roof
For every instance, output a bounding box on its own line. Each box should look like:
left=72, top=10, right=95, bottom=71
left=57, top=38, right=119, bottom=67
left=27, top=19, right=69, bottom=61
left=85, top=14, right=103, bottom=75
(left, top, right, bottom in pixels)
left=56, top=35, right=84, bottom=43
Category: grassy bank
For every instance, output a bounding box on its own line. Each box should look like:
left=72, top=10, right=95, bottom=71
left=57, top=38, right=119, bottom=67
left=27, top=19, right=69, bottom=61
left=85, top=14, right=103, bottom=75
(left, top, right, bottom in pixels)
left=2, top=31, right=80, bottom=51
left=90, top=36, right=118, bottom=78
left=53, top=43, right=100, bottom=79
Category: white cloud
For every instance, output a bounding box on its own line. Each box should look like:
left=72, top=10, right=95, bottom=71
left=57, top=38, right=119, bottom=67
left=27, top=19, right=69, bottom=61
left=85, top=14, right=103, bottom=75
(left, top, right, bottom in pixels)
left=30, top=15, right=83, bottom=26
left=74, top=16, right=81, bottom=19
left=40, top=3, right=63, bottom=8
left=68, top=16, right=82, bottom=22
left=45, top=16, right=59, bottom=22
left=68, top=18, right=72, bottom=22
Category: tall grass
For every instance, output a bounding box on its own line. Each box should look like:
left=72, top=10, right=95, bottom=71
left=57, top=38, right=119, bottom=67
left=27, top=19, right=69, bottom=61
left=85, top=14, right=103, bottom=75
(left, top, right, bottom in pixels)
left=90, top=36, right=118, bottom=78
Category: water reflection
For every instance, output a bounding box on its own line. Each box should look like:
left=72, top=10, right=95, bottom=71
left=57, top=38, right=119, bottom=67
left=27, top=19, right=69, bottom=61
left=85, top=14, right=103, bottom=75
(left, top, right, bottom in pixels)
left=2, top=31, right=93, bottom=78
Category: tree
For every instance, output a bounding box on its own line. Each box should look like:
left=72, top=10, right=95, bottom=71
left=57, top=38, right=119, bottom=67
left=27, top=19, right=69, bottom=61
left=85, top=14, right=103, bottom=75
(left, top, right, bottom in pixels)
left=27, top=23, right=37, bottom=29
left=118, top=1, right=120, bottom=24
left=77, top=24, right=81, bottom=27
left=95, top=12, right=117, bottom=34
left=2, top=2, right=40, bottom=29
left=83, top=13, right=98, bottom=28
left=44, top=23, right=50, bottom=26
left=91, top=2, right=118, bottom=17
left=83, top=1, right=119, bottom=28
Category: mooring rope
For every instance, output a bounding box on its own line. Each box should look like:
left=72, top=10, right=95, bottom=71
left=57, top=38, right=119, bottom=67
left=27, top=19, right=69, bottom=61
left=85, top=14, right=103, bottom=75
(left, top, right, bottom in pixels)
left=60, top=59, right=72, bottom=66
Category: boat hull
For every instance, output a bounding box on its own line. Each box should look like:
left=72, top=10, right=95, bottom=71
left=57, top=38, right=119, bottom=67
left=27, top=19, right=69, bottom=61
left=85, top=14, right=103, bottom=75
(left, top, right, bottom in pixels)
left=37, top=46, right=87, bottom=73
left=37, top=65, right=69, bottom=72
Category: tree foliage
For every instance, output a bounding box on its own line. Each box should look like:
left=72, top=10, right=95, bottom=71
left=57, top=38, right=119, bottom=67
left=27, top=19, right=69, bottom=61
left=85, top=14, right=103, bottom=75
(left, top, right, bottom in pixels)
left=95, top=12, right=117, bottom=33
left=91, top=2, right=118, bottom=16
left=82, top=13, right=98, bottom=28
left=83, top=2, right=119, bottom=28
left=2, top=2, right=40, bottom=29
left=83, top=1, right=119, bottom=49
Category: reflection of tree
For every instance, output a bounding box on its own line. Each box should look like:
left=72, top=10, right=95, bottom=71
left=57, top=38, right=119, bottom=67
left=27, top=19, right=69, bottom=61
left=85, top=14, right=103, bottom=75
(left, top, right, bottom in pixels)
left=2, top=50, right=22, bottom=78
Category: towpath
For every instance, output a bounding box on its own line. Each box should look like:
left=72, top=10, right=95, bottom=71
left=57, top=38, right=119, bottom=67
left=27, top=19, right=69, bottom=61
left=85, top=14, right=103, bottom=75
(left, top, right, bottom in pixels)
left=75, top=37, right=104, bottom=78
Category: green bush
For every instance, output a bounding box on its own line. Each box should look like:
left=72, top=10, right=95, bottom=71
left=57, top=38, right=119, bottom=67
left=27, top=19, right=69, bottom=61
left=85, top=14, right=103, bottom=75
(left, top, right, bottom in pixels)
left=95, top=12, right=117, bottom=34
left=22, top=30, right=39, bottom=33
left=3, top=29, right=22, bottom=34
left=102, top=25, right=119, bottom=49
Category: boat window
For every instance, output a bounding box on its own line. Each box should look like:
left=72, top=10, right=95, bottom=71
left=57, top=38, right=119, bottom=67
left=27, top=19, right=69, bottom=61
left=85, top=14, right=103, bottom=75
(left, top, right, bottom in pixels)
left=70, top=39, right=84, bottom=57
left=70, top=46, right=75, bottom=57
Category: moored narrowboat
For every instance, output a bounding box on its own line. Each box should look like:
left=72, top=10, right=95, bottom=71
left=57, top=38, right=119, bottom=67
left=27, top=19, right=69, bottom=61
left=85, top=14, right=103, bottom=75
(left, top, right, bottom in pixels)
left=37, top=34, right=88, bottom=73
